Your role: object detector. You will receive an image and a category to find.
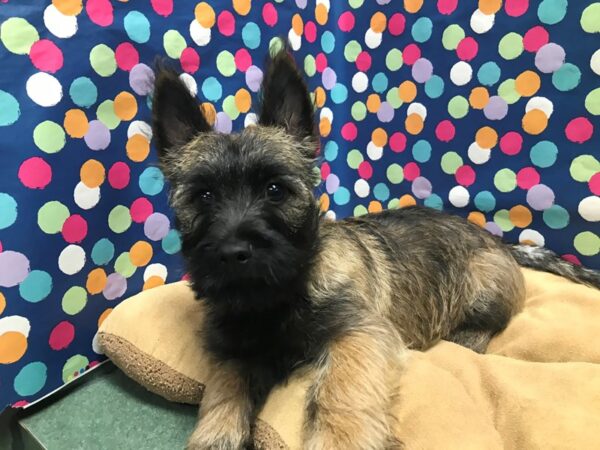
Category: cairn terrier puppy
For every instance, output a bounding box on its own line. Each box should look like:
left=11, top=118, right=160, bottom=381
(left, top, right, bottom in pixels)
left=152, top=46, right=600, bottom=450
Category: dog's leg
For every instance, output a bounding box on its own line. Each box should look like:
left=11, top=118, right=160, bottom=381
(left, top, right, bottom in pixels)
left=303, top=321, right=407, bottom=450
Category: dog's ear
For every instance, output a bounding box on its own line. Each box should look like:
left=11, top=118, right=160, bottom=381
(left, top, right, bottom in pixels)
left=259, top=44, right=315, bottom=140
left=151, top=65, right=211, bottom=157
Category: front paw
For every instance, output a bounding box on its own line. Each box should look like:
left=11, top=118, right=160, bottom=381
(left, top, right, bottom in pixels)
left=186, top=424, right=250, bottom=450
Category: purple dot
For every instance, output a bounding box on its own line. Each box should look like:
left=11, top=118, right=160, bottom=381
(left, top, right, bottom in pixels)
left=295, top=0, right=307, bottom=8
left=144, top=213, right=170, bottom=241
left=214, top=112, right=232, bottom=134
left=0, top=251, right=30, bottom=287
left=325, top=174, right=340, bottom=193
left=411, top=58, right=433, bottom=83
left=376, top=102, right=395, bottom=123
left=245, top=66, right=263, bottom=92
left=535, top=43, right=565, bottom=74
left=103, top=273, right=127, bottom=300
left=485, top=221, right=503, bottom=237
left=84, top=120, right=111, bottom=151
left=129, top=63, right=155, bottom=95
left=526, top=183, right=555, bottom=211
left=411, top=176, right=432, bottom=199
left=376, top=0, right=391, bottom=3
left=483, top=96, right=508, bottom=120
left=322, top=68, right=337, bottom=90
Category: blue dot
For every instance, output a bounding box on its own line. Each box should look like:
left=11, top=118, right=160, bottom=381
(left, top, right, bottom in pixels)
left=411, top=17, right=433, bottom=43
left=19, top=270, right=53, bottom=303
left=331, top=83, right=348, bottom=104
left=14, top=362, right=47, bottom=397
left=202, top=77, right=222, bottom=102
left=412, top=140, right=432, bottom=163
left=139, top=167, right=165, bottom=196
left=0, top=193, right=17, bottom=230
left=333, top=187, right=350, bottom=206
left=530, top=141, right=558, bottom=168
left=69, top=77, right=98, bottom=108
left=543, top=205, right=569, bottom=229
left=474, top=191, right=496, bottom=212
left=123, top=11, right=151, bottom=44
left=0, top=90, right=20, bottom=126
left=321, top=31, right=335, bottom=54
left=91, top=238, right=115, bottom=266
left=537, top=0, right=568, bottom=25
left=424, top=193, right=443, bottom=210
left=424, top=75, right=444, bottom=99
left=373, top=183, right=390, bottom=201
left=324, top=141, right=338, bottom=162
left=242, top=22, right=261, bottom=50
left=477, top=62, right=501, bottom=86
left=371, top=73, right=389, bottom=93
left=162, top=229, right=182, bottom=255
left=552, top=63, right=581, bottom=92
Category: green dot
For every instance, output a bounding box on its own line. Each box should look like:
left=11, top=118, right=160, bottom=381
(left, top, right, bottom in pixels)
left=498, top=32, right=523, bottom=60
left=386, top=87, right=403, bottom=109
left=385, top=49, right=403, bottom=71
left=498, top=79, right=521, bottom=104
left=353, top=205, right=368, bottom=216
left=581, top=3, right=600, bottom=33
left=269, top=37, right=284, bottom=55
left=312, top=167, right=321, bottom=187
left=570, top=155, right=600, bottom=182
left=114, top=252, right=137, bottom=278
left=216, top=50, right=236, bottom=77
left=349, top=0, right=364, bottom=8
left=62, top=355, right=89, bottom=383
left=494, top=168, right=517, bottom=192
left=442, top=24, right=465, bottom=50
left=351, top=101, right=367, bottom=121
left=163, top=30, right=186, bottom=58
left=347, top=149, right=363, bottom=169
left=585, top=87, right=600, bottom=116
left=530, top=141, right=558, bottom=168
left=96, top=100, right=120, bottom=130
left=33, top=120, right=65, bottom=154
left=0, top=17, right=39, bottom=55
left=448, top=95, right=469, bottom=119
left=494, top=209, right=514, bottom=232
left=89, top=44, right=117, bottom=77
left=543, top=204, right=570, bottom=229
left=388, top=198, right=400, bottom=209
left=574, top=232, right=600, bottom=256
left=386, top=164, right=404, bottom=184
left=108, top=205, right=132, bottom=234
left=304, top=55, right=316, bottom=77
left=344, top=40, right=362, bottom=63
left=441, top=152, right=463, bottom=174
left=62, top=286, right=88, bottom=315
left=222, top=95, right=239, bottom=120
left=38, top=201, right=70, bottom=234
left=552, top=63, right=582, bottom=92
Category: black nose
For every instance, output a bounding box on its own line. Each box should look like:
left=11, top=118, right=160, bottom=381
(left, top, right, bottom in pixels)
left=218, top=240, right=252, bottom=265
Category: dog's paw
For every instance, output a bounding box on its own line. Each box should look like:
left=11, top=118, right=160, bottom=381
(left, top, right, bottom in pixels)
left=185, top=433, right=249, bottom=450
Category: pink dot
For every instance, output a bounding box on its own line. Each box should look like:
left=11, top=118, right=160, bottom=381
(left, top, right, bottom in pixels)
left=523, top=26, right=549, bottom=52
left=338, top=11, right=355, bottom=32
left=435, top=120, right=455, bottom=142
left=358, top=161, right=373, bottom=180
left=151, top=0, right=173, bottom=17
left=315, top=53, right=328, bottom=72
left=86, top=0, right=114, bottom=27
left=217, top=10, right=235, bottom=36
left=108, top=162, right=130, bottom=190
left=403, top=44, right=421, bottom=65
left=182, top=273, right=191, bottom=281
left=115, top=42, right=139, bottom=71
left=341, top=122, right=358, bottom=141
left=455, top=165, right=476, bottom=186
left=321, top=162, right=331, bottom=180
left=180, top=47, right=200, bottom=74
left=262, top=3, right=278, bottom=27
left=130, top=197, right=154, bottom=223
left=505, top=0, right=529, bottom=17
left=516, top=167, right=540, bottom=189
left=388, top=13, right=406, bottom=36
left=355, top=51, right=372, bottom=71
left=29, top=39, right=63, bottom=73
left=0, top=241, right=3, bottom=253
left=456, top=37, right=478, bottom=61
left=499, top=131, right=523, bottom=155
left=437, top=0, right=458, bottom=15
left=561, top=254, right=581, bottom=266
left=390, top=132, right=407, bottom=152
left=234, top=49, right=252, bottom=72
left=305, top=21, right=317, bottom=43
left=589, top=173, right=600, bottom=195
left=404, top=162, right=420, bottom=181
left=61, top=215, right=88, bottom=244
left=565, top=117, right=594, bottom=143
left=49, top=321, right=75, bottom=351
left=18, top=157, right=52, bottom=189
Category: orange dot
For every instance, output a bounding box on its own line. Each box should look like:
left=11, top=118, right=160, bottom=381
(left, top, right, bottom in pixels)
left=0, top=332, right=27, bottom=364
left=232, top=0, right=251, bottom=16
left=478, top=0, right=502, bottom=14
left=399, top=194, right=417, bottom=207
left=98, top=308, right=113, bottom=328
left=144, top=276, right=165, bottom=291
left=371, top=128, right=388, bottom=147
left=195, top=2, right=216, bottom=28
left=201, top=102, right=216, bottom=126
left=398, top=81, right=417, bottom=103
left=370, top=12, right=387, bottom=33
left=366, top=94, right=381, bottom=113
left=52, top=0, right=82, bottom=15
left=126, top=134, right=150, bottom=162
left=319, top=118, right=332, bottom=137
left=315, top=3, right=328, bottom=25
left=509, top=205, right=533, bottom=228
left=80, top=159, right=105, bottom=188
left=520, top=239, right=537, bottom=246
left=0, top=292, right=5, bottom=315
left=404, top=0, right=424, bottom=13
left=469, top=87, right=490, bottom=110
left=320, top=193, right=330, bottom=212
left=475, top=126, right=498, bottom=149
left=405, top=113, right=424, bottom=135
left=522, top=109, right=548, bottom=135
left=515, top=70, right=541, bottom=97
left=64, top=109, right=89, bottom=138
left=292, top=14, right=304, bottom=35
left=86, top=268, right=107, bottom=295
left=368, top=201, right=383, bottom=213
left=114, top=92, right=138, bottom=121
left=234, top=89, right=251, bottom=113
left=468, top=212, right=486, bottom=228
left=130, top=241, right=153, bottom=267
left=314, top=87, right=326, bottom=108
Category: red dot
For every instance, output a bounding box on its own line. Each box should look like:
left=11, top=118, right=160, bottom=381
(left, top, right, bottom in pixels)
left=403, top=44, right=421, bottom=65
left=180, top=47, right=200, bottom=74
left=234, top=48, right=252, bottom=72
left=516, top=167, right=540, bottom=189
left=389, top=132, right=407, bottom=152
left=321, top=162, right=331, bottom=180
left=561, top=254, right=581, bottom=266
left=151, top=0, right=173, bottom=17
left=456, top=37, right=478, bottom=61
left=305, top=21, right=317, bottom=43
left=455, top=165, right=476, bottom=186
left=437, top=0, right=458, bottom=15
left=86, top=0, right=114, bottom=26
left=404, top=162, right=420, bottom=181
left=565, top=117, right=594, bottom=143
left=108, top=162, right=131, bottom=190
left=505, top=0, right=529, bottom=17
left=62, top=214, right=88, bottom=244
left=262, top=3, right=278, bottom=27
left=358, top=161, right=373, bottom=180
left=499, top=131, right=523, bottom=155
left=523, top=26, right=549, bottom=52
left=115, top=42, right=139, bottom=71
left=49, top=321, right=75, bottom=351
left=29, top=39, right=63, bottom=73
left=435, top=120, right=455, bottom=142
left=130, top=197, right=154, bottom=223
left=315, top=53, right=328, bottom=72
left=589, top=173, right=600, bottom=195
left=355, top=51, right=372, bottom=71
left=18, top=157, right=52, bottom=189
left=338, top=11, right=355, bottom=32
left=388, top=13, right=406, bottom=36
left=341, top=122, right=358, bottom=141
left=217, top=10, right=235, bottom=36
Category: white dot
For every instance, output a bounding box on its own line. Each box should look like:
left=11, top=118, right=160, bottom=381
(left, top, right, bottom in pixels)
left=324, top=210, right=336, bottom=221
left=143, top=263, right=168, bottom=282
left=127, top=121, right=153, bottom=140
left=591, top=49, right=600, bottom=76
left=44, top=5, right=78, bottom=39
left=407, top=102, right=427, bottom=120
left=578, top=196, right=600, bottom=222
left=364, top=28, right=382, bottom=49
left=519, top=229, right=545, bottom=247
left=0, top=316, right=31, bottom=337
left=320, top=107, right=333, bottom=122
left=316, top=0, right=330, bottom=9
left=526, top=96, right=554, bottom=117
left=26, top=72, right=63, bottom=107
left=468, top=142, right=491, bottom=165
left=189, top=20, right=211, bottom=47
left=179, top=73, right=197, bottom=96
left=59, top=245, right=86, bottom=275
left=74, top=182, right=101, bottom=210
left=470, top=9, right=495, bottom=34
left=450, top=61, right=473, bottom=86
left=244, top=113, right=258, bottom=128
left=354, top=179, right=370, bottom=198
left=92, top=332, right=104, bottom=355
left=288, top=29, right=301, bottom=51
left=449, top=186, right=470, bottom=208
left=366, top=142, right=383, bottom=161
left=352, top=72, right=369, bottom=93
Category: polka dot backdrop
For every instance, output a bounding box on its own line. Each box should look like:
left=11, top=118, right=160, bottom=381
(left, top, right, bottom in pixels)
left=0, top=0, right=600, bottom=407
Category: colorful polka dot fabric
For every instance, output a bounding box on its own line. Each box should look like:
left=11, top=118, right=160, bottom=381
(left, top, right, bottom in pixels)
left=0, top=0, right=599, bottom=408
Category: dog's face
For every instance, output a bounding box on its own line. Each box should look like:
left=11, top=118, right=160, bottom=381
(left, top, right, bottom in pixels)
left=152, top=48, right=320, bottom=298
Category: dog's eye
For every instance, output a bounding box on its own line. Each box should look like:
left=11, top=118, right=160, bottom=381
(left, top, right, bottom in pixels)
left=198, top=191, right=214, bottom=203
left=266, top=183, right=286, bottom=203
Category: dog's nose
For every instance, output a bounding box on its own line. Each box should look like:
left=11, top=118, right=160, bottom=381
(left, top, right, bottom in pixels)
left=218, top=240, right=252, bottom=265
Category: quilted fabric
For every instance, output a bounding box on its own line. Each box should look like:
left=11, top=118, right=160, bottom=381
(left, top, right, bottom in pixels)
left=0, top=0, right=599, bottom=408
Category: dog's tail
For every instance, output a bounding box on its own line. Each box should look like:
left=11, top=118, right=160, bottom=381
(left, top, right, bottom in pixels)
left=509, top=244, right=600, bottom=290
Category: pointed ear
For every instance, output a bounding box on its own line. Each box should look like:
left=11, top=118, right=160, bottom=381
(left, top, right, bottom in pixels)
left=258, top=44, right=315, bottom=140
left=151, top=65, right=211, bottom=157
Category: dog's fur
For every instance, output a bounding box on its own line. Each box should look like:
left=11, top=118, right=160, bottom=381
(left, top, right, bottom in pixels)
left=152, top=46, right=600, bottom=450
